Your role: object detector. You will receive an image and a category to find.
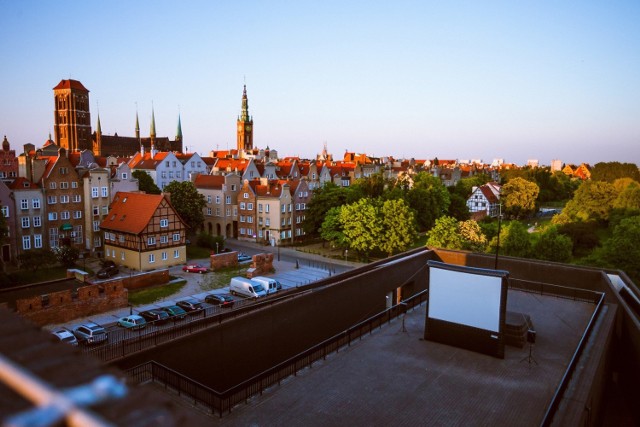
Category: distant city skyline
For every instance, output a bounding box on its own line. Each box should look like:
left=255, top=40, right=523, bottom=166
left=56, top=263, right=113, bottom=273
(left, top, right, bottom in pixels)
left=0, top=1, right=638, bottom=166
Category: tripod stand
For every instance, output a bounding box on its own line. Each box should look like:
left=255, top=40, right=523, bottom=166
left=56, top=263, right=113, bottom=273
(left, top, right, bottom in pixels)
left=520, top=342, right=538, bottom=366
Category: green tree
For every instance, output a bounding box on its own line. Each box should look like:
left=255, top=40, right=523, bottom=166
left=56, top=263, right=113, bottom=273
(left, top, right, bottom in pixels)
left=447, top=193, right=471, bottom=221
left=17, top=249, right=57, bottom=272
left=459, top=220, right=487, bottom=252
left=590, top=162, right=640, bottom=183
left=407, top=172, right=450, bottom=230
left=340, top=198, right=382, bottom=261
left=54, top=246, right=80, bottom=268
left=163, top=181, right=206, bottom=234
left=599, top=216, right=640, bottom=281
left=612, top=181, right=640, bottom=211
left=490, top=221, right=532, bottom=258
left=426, top=216, right=464, bottom=250
left=132, top=170, right=161, bottom=194
left=379, top=199, right=417, bottom=256
left=196, top=232, right=225, bottom=252
left=319, top=206, right=347, bottom=248
left=557, top=222, right=600, bottom=257
left=303, top=183, right=352, bottom=236
left=559, top=181, right=616, bottom=223
left=532, top=226, right=572, bottom=262
left=501, top=177, right=539, bottom=219
left=451, top=174, right=491, bottom=199
left=351, top=172, right=388, bottom=199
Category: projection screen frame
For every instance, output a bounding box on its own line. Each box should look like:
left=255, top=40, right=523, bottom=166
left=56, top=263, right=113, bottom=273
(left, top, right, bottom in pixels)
left=424, top=260, right=509, bottom=358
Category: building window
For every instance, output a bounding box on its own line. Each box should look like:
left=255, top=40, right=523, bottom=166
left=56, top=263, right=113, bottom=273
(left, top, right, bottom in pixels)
left=94, top=237, right=101, bottom=248
left=243, top=192, right=249, bottom=199
left=176, top=171, right=181, bottom=178
left=162, top=252, right=168, bottom=261
left=161, top=171, right=167, bottom=179
left=174, top=249, right=179, bottom=258
left=93, top=220, right=100, bottom=232
left=93, top=206, right=99, bottom=216
left=32, top=199, right=40, bottom=209
left=21, top=217, right=30, bottom=228
left=22, top=236, right=31, bottom=250
left=265, top=218, right=270, bottom=226
left=247, top=203, right=253, bottom=210
left=101, top=187, right=108, bottom=197
left=48, top=212, right=57, bottom=221
left=49, top=228, right=58, bottom=248
left=1, top=206, right=8, bottom=218
left=34, top=234, right=42, bottom=248
left=33, top=216, right=41, bottom=227
left=240, top=202, right=246, bottom=210
left=60, top=195, right=69, bottom=203
left=49, top=182, right=56, bottom=190
left=149, top=254, right=155, bottom=263
left=74, top=211, right=82, bottom=219
left=121, top=172, right=128, bottom=179
left=47, top=196, right=57, bottom=204
left=160, top=235, right=168, bottom=243
left=71, top=181, right=78, bottom=188
left=207, top=195, right=212, bottom=203
left=160, top=218, right=168, bottom=227
left=119, top=234, right=125, bottom=243
left=215, top=195, right=220, bottom=204
left=20, top=199, right=28, bottom=210
left=226, top=208, right=231, bottom=217
left=225, top=196, right=231, bottom=204
left=258, top=204, right=263, bottom=213
left=173, top=233, right=180, bottom=241
left=148, top=236, right=156, bottom=245
left=72, top=195, right=81, bottom=203
left=248, top=216, right=253, bottom=223
left=240, top=215, right=245, bottom=223
left=60, top=182, right=69, bottom=189
left=239, top=228, right=245, bottom=235
left=281, top=205, right=286, bottom=213
left=91, top=187, right=98, bottom=198
left=206, top=208, right=212, bottom=216
left=266, top=205, right=270, bottom=213
left=231, top=184, right=236, bottom=191
left=215, top=207, right=220, bottom=216
left=121, top=251, right=125, bottom=260
left=69, top=225, right=82, bottom=244
left=61, top=211, right=70, bottom=220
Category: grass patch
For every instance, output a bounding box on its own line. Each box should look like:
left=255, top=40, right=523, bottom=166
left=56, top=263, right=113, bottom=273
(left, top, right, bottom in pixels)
left=7, top=266, right=69, bottom=286
left=199, top=266, right=249, bottom=292
left=128, top=280, right=187, bottom=306
left=186, top=245, right=212, bottom=260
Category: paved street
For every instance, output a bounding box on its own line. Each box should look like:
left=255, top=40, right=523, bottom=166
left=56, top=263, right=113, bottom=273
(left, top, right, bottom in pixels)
left=46, top=240, right=361, bottom=333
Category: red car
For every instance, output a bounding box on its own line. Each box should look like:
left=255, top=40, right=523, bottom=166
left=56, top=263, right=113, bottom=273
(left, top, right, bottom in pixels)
left=182, top=264, right=209, bottom=274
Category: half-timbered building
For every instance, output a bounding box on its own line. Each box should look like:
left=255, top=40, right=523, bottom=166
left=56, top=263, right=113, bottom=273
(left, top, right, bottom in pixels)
left=100, top=192, right=187, bottom=271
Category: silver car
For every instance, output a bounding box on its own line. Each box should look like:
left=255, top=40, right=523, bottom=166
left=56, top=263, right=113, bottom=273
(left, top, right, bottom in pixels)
left=72, top=322, right=108, bottom=345
left=51, top=328, right=78, bottom=346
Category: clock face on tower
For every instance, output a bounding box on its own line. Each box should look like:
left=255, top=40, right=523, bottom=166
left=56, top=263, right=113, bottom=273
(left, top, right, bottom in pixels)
left=246, top=125, right=252, bottom=131
left=238, top=125, right=243, bottom=131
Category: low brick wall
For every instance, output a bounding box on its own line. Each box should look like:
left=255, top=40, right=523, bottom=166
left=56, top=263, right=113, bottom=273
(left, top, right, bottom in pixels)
left=246, top=253, right=274, bottom=277
left=210, top=252, right=238, bottom=271
left=119, top=269, right=170, bottom=290
left=16, top=281, right=128, bottom=327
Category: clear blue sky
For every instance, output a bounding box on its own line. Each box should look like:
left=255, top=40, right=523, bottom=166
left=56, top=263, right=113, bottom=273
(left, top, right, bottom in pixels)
left=1, top=1, right=638, bottom=166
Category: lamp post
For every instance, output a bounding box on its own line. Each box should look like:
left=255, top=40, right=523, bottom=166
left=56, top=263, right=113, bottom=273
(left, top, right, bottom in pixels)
left=215, top=242, right=219, bottom=254
left=494, top=203, right=502, bottom=270
left=345, top=249, right=348, bottom=262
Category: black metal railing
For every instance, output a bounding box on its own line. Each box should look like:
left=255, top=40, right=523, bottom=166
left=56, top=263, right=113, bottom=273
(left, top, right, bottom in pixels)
left=509, top=278, right=601, bottom=303
left=127, top=290, right=427, bottom=416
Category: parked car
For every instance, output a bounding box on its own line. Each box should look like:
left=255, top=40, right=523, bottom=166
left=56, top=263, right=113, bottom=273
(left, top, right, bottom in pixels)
left=117, top=315, right=147, bottom=330
left=229, top=276, right=267, bottom=299
left=176, top=298, right=205, bottom=314
left=72, top=322, right=108, bottom=345
left=182, top=264, right=209, bottom=274
left=140, top=309, right=170, bottom=324
left=237, top=253, right=252, bottom=263
left=51, top=328, right=78, bottom=346
left=97, top=263, right=119, bottom=279
left=204, top=293, right=235, bottom=308
left=252, top=276, right=282, bottom=294
left=161, top=305, right=187, bottom=321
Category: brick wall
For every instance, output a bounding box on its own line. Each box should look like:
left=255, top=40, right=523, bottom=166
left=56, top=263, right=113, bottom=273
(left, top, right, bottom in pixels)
left=119, top=269, right=170, bottom=290
left=16, top=281, right=128, bottom=326
left=246, top=253, right=273, bottom=277
left=210, top=252, right=237, bottom=271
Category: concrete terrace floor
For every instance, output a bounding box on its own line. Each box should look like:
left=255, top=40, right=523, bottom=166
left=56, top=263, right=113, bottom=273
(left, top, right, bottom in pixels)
left=209, top=289, right=596, bottom=427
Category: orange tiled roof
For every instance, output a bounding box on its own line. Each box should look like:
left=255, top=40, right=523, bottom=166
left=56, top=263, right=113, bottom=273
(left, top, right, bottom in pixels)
left=194, top=174, right=225, bottom=190
left=7, top=177, right=39, bottom=190
left=101, top=192, right=168, bottom=235
left=53, top=79, right=88, bottom=91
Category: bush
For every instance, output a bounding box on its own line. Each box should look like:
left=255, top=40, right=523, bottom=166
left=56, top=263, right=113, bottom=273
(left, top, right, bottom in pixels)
left=196, top=232, right=225, bottom=252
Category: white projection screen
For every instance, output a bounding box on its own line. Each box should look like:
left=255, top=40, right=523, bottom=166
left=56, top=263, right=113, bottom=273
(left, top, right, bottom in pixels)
left=429, top=264, right=502, bottom=332
left=425, top=261, right=509, bottom=358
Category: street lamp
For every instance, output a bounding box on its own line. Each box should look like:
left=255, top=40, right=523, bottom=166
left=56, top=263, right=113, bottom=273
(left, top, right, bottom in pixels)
left=345, top=249, right=348, bottom=262
left=215, top=242, right=219, bottom=254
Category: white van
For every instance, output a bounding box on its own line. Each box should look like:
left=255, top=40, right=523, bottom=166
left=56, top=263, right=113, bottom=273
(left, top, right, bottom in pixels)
left=251, top=276, right=282, bottom=295
left=229, top=277, right=267, bottom=299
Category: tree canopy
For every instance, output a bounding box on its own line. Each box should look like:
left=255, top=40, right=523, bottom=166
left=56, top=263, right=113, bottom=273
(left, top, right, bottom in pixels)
left=590, top=162, right=640, bottom=183
left=132, top=170, right=161, bottom=194
left=163, top=181, right=206, bottom=233
left=303, top=183, right=353, bottom=236
left=426, top=216, right=486, bottom=252
left=556, top=181, right=617, bottom=224
left=501, top=177, right=539, bottom=219
left=339, top=198, right=382, bottom=261
left=379, top=198, right=417, bottom=256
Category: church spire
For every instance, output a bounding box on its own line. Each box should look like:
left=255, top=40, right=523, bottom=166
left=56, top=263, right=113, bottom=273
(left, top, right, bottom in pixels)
left=176, top=114, right=183, bottom=141
left=150, top=105, right=156, bottom=139
left=240, top=84, right=250, bottom=122
left=96, top=114, right=102, bottom=136
left=135, top=110, right=140, bottom=141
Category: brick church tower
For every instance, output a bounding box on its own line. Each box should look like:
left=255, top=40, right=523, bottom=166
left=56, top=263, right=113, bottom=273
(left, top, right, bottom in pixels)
left=237, top=85, right=253, bottom=151
left=53, top=79, right=92, bottom=153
